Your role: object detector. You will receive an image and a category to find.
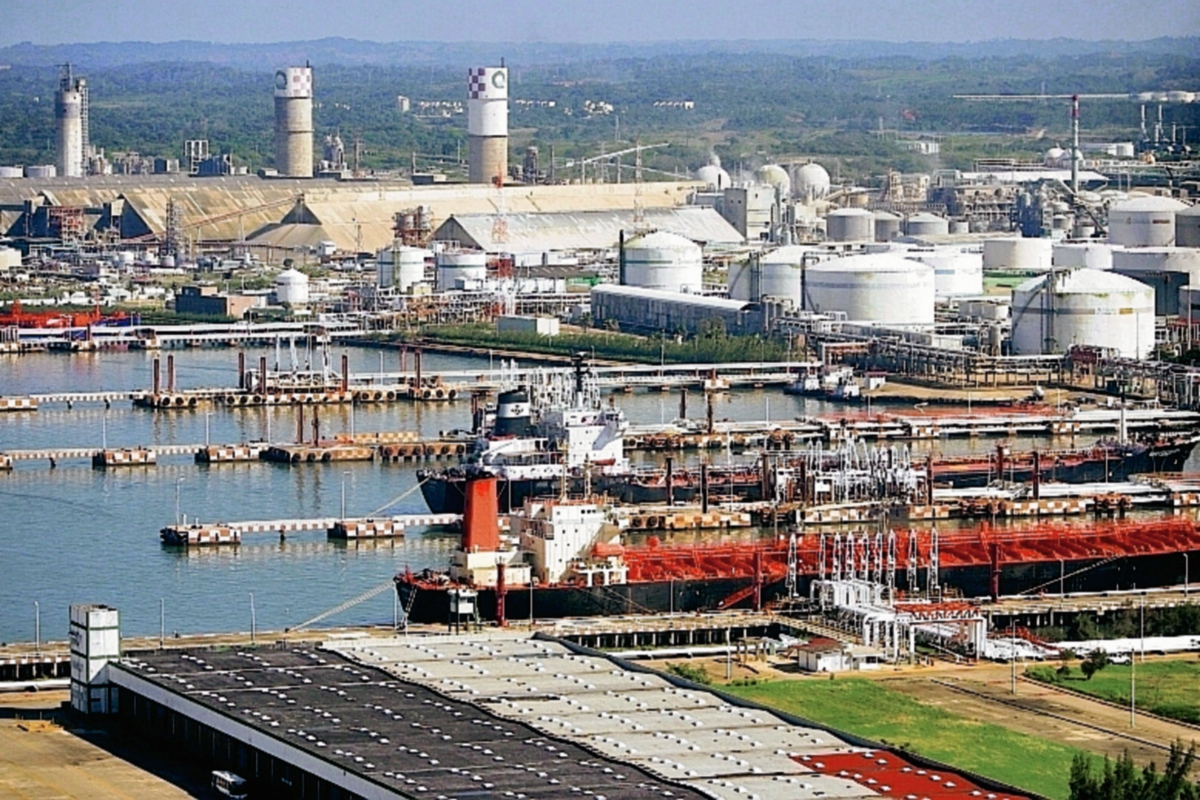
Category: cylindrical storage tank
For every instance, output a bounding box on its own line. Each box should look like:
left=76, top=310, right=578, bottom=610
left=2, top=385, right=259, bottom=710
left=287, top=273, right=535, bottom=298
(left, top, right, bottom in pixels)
left=275, top=267, right=311, bottom=305
left=874, top=211, right=901, bottom=242
left=949, top=219, right=970, bottom=234
left=792, top=162, right=831, bottom=201
left=804, top=253, right=935, bottom=324
left=376, top=247, right=395, bottom=288
left=1112, top=247, right=1200, bottom=315
left=696, top=164, right=730, bottom=191
left=754, top=164, right=791, bottom=198
left=55, top=84, right=84, bottom=178
left=904, top=213, right=950, bottom=237
left=1052, top=242, right=1116, bottom=271
left=467, top=66, right=508, bottom=184
left=160, top=254, right=176, bottom=268
left=1176, top=206, right=1200, bottom=248
left=1011, top=269, right=1155, bottom=359
left=1108, top=196, right=1187, bottom=247
left=754, top=246, right=819, bottom=304
left=982, top=237, right=1053, bottom=271
left=436, top=251, right=488, bottom=291
left=118, top=250, right=136, bottom=267
left=726, top=259, right=753, bottom=301
left=907, top=247, right=983, bottom=298
left=273, top=66, right=314, bottom=178
left=0, top=166, right=23, bottom=178
left=396, top=246, right=429, bottom=292
left=825, top=208, right=874, bottom=243
left=1113, top=143, right=1136, bottom=159
left=24, top=165, right=56, bottom=178
left=622, top=231, right=703, bottom=293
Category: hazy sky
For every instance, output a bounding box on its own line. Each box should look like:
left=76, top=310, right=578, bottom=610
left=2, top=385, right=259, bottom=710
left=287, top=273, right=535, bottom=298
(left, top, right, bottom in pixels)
left=4, top=0, right=1198, bottom=44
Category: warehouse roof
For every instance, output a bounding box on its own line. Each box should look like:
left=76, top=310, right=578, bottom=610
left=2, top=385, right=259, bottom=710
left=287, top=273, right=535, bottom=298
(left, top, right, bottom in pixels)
left=432, top=207, right=744, bottom=254
left=591, top=284, right=754, bottom=311
left=111, top=645, right=704, bottom=800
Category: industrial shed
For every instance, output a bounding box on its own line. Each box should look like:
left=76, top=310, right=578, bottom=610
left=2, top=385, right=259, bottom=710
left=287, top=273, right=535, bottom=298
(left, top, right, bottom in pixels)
left=432, top=207, right=744, bottom=254
left=591, top=284, right=765, bottom=336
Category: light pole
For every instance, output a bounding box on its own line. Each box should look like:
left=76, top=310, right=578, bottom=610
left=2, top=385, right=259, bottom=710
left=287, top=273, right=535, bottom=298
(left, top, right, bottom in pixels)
left=1185, top=553, right=1190, bottom=598
left=1010, top=621, right=1017, bottom=695
left=1130, top=647, right=1136, bottom=728
left=160, top=598, right=165, bottom=649
left=34, top=601, right=40, bottom=654
left=341, top=471, right=351, bottom=520
left=174, top=477, right=184, bottom=526
left=205, top=412, right=213, bottom=447
left=250, top=593, right=257, bottom=644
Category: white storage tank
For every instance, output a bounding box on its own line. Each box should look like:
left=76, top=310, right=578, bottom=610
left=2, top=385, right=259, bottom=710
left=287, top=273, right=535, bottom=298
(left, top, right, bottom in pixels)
left=1052, top=241, right=1117, bottom=271
left=907, top=247, right=983, bottom=298
left=904, top=213, right=950, bottom=237
left=1011, top=269, right=1154, bottom=359
left=874, top=211, right=902, bottom=242
left=825, top=208, right=874, bottom=243
left=436, top=250, right=488, bottom=291
left=1176, top=205, right=1200, bottom=248
left=804, top=253, right=935, bottom=325
left=378, top=245, right=430, bottom=291
left=275, top=267, right=311, bottom=305
left=1108, top=195, right=1188, bottom=247
left=726, top=245, right=819, bottom=303
left=982, top=237, right=1053, bottom=271
left=0, top=166, right=23, bottom=178
left=792, top=162, right=831, bottom=201
left=696, top=164, right=730, bottom=191
left=24, top=165, right=56, bottom=178
left=622, top=230, right=703, bottom=293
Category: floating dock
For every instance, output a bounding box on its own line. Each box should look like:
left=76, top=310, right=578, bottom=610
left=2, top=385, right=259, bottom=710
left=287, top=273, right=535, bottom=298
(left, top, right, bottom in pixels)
left=159, top=513, right=458, bottom=546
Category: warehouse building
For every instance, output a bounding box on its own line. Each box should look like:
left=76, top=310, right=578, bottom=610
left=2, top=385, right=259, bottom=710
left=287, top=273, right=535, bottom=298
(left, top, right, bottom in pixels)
left=591, top=284, right=767, bottom=336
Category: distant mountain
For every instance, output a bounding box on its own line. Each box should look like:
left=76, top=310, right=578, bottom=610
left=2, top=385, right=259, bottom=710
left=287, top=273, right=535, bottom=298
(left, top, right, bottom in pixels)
left=0, top=36, right=1196, bottom=71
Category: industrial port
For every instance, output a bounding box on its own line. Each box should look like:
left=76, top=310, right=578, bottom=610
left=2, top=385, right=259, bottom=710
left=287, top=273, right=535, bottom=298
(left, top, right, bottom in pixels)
left=2, top=14, right=1200, bottom=800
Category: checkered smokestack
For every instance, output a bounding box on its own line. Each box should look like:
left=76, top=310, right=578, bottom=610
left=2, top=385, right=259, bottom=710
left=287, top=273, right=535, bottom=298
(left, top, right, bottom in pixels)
left=467, top=65, right=508, bottom=184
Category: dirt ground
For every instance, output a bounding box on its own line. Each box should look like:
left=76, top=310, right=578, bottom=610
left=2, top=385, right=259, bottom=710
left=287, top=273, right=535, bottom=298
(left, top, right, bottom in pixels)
left=0, top=691, right=208, bottom=799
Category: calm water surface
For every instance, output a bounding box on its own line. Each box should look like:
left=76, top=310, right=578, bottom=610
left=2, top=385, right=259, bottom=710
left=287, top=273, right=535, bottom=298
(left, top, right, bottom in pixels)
left=0, top=347, right=1179, bottom=643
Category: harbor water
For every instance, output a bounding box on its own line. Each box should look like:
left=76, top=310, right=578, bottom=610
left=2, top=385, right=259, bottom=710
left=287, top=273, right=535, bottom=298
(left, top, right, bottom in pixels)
left=0, top=346, right=1181, bottom=643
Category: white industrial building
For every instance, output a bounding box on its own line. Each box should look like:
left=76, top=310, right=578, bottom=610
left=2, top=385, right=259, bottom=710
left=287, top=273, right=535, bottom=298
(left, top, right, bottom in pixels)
left=591, top=284, right=763, bottom=336
left=1011, top=268, right=1155, bottom=359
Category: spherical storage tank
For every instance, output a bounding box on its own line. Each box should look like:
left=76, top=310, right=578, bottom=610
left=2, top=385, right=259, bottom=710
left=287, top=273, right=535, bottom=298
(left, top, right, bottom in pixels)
left=825, top=208, right=874, bottom=243
left=904, top=213, right=950, bottom=237
left=435, top=251, right=487, bottom=291
left=1052, top=242, right=1116, bottom=271
left=622, top=231, right=703, bottom=293
left=874, top=211, right=902, bottom=243
left=754, top=164, right=791, bottom=198
left=695, top=164, right=730, bottom=191
left=804, top=253, right=935, bottom=325
left=907, top=247, right=983, bottom=298
left=1176, top=205, right=1200, bottom=248
left=1108, top=195, right=1188, bottom=247
left=982, top=237, right=1052, bottom=271
left=275, top=268, right=310, bottom=305
left=1011, top=269, right=1154, bottom=359
left=792, top=162, right=831, bottom=201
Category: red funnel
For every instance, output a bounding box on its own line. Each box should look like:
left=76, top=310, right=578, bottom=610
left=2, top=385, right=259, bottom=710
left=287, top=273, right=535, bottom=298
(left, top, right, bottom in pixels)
left=463, top=474, right=499, bottom=552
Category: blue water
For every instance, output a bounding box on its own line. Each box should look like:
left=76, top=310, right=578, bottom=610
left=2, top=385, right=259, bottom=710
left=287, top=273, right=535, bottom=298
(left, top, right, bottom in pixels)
left=3, top=347, right=1176, bottom=644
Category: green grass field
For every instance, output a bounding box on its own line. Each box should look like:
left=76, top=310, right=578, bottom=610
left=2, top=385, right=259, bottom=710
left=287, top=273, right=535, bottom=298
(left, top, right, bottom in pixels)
left=1027, top=659, right=1200, bottom=725
left=723, top=677, right=1092, bottom=800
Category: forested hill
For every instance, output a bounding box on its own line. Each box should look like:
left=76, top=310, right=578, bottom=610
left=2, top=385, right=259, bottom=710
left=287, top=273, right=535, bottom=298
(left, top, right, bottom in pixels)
left=1, top=36, right=1197, bottom=70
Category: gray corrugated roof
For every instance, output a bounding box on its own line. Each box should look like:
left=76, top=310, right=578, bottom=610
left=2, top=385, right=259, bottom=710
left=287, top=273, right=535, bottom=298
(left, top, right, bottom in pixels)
left=434, top=207, right=744, bottom=253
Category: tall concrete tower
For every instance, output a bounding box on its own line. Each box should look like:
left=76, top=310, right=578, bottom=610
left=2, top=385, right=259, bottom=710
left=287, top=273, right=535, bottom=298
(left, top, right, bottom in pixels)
left=274, top=65, right=314, bottom=178
left=467, top=65, right=508, bottom=184
left=55, top=64, right=88, bottom=178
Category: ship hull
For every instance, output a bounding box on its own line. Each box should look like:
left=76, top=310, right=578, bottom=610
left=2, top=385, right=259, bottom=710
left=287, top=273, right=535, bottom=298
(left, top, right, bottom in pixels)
left=397, top=547, right=1200, bottom=625
left=936, top=439, right=1198, bottom=489
left=418, top=471, right=566, bottom=514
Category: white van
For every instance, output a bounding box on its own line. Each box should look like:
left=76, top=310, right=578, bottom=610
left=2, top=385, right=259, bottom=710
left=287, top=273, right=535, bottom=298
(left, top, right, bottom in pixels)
left=211, top=770, right=249, bottom=799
